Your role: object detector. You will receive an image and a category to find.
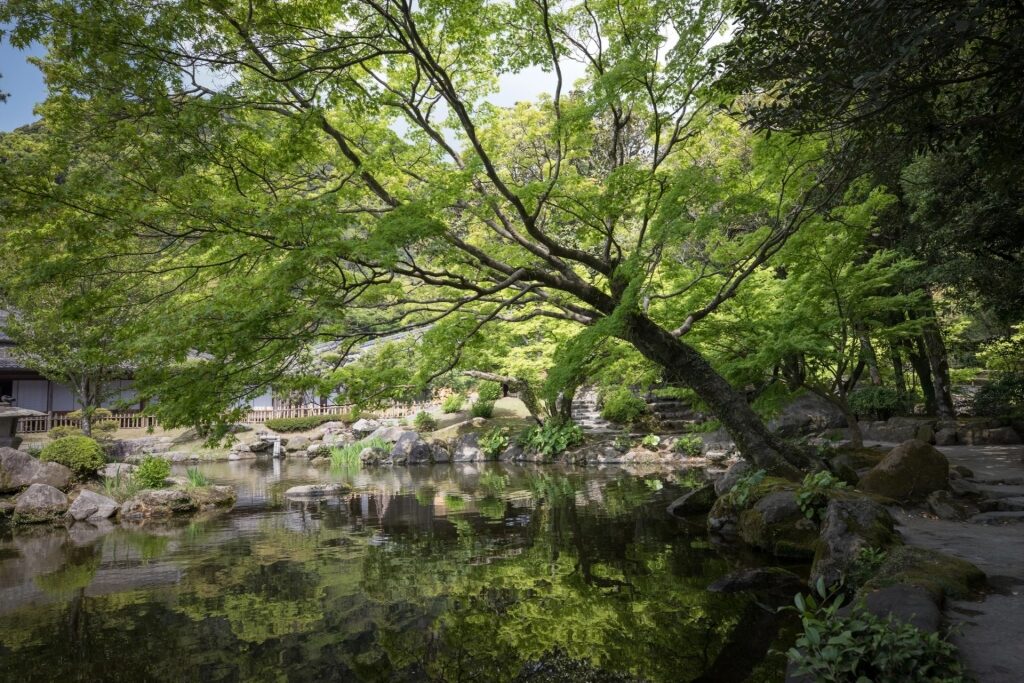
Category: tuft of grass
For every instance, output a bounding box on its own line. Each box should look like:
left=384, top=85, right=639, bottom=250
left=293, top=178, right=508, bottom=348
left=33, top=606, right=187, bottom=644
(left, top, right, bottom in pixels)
left=330, top=436, right=390, bottom=468
left=186, top=466, right=210, bottom=488
left=102, top=471, right=145, bottom=502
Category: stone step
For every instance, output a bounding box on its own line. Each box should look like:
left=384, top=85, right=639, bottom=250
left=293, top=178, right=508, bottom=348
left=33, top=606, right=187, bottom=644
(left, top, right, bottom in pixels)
left=970, top=511, right=1024, bottom=525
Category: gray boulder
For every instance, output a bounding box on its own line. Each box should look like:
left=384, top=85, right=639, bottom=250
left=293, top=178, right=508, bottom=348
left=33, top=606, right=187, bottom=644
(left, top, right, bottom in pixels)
left=451, top=433, right=483, bottom=462
left=284, top=483, right=348, bottom=498
left=934, top=427, right=959, bottom=446
left=714, top=460, right=751, bottom=497
left=499, top=444, right=525, bottom=462
left=391, top=431, right=433, bottom=464
left=737, top=490, right=819, bottom=558
left=285, top=435, right=311, bottom=452
left=0, top=447, right=74, bottom=493
left=667, top=484, right=716, bottom=517
left=708, top=567, right=804, bottom=594
left=769, top=393, right=846, bottom=437
left=368, top=425, right=407, bottom=443
left=810, top=496, right=897, bottom=587
left=351, top=418, right=382, bottom=438
left=926, top=489, right=970, bottom=521
left=858, top=439, right=949, bottom=503
left=67, top=489, right=120, bottom=522
left=430, top=439, right=450, bottom=464
left=14, top=483, right=69, bottom=523
left=120, top=488, right=196, bottom=520
left=359, top=447, right=389, bottom=465
left=99, top=462, right=137, bottom=478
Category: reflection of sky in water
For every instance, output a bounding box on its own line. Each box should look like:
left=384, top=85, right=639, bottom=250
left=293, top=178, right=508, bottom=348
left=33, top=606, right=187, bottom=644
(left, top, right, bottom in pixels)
left=0, top=460, right=795, bottom=682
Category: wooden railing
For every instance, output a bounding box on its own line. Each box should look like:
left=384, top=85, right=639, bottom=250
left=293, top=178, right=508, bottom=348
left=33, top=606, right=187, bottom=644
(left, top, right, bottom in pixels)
left=17, top=400, right=437, bottom=433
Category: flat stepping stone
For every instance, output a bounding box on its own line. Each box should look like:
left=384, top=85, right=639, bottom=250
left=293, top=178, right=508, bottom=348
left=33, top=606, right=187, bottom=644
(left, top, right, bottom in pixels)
left=284, top=484, right=348, bottom=498
left=972, top=483, right=1024, bottom=499
left=992, top=496, right=1024, bottom=512
left=970, top=511, right=1024, bottom=525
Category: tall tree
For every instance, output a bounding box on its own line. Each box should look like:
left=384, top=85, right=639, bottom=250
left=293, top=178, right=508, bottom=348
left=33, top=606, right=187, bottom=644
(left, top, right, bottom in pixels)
left=0, top=0, right=858, bottom=474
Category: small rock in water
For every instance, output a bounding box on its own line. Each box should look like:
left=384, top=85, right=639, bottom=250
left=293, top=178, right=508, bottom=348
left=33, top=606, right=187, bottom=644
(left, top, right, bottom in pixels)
left=67, top=489, right=120, bottom=522
left=284, top=484, right=348, bottom=498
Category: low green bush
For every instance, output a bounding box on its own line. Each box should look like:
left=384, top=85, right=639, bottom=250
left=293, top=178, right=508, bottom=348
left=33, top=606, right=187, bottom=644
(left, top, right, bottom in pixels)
left=640, top=434, right=661, bottom=449
left=787, top=579, right=967, bottom=682
left=48, top=425, right=83, bottom=440
left=135, top=456, right=171, bottom=489
left=413, top=411, right=438, bottom=432
left=599, top=386, right=648, bottom=425
left=727, top=469, right=767, bottom=507
left=796, top=470, right=848, bottom=521
left=848, top=386, right=904, bottom=419
left=470, top=400, right=495, bottom=418
left=93, top=419, right=118, bottom=436
left=845, top=547, right=889, bottom=589
left=519, top=421, right=584, bottom=459
left=479, top=427, right=510, bottom=459
left=330, top=436, right=390, bottom=468
left=673, top=433, right=703, bottom=457
left=39, top=436, right=106, bottom=476
left=441, top=393, right=465, bottom=413
left=970, top=372, right=1024, bottom=417
left=67, top=408, right=113, bottom=421
left=263, top=414, right=350, bottom=432
left=476, top=381, right=502, bottom=402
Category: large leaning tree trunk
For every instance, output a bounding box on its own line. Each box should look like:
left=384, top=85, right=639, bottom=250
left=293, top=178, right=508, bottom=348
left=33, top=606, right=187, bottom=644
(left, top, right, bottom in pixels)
left=622, top=313, right=803, bottom=478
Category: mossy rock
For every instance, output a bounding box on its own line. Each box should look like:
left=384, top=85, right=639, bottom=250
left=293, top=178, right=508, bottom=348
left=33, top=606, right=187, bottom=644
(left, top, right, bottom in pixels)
left=737, top=490, right=819, bottom=559
left=863, top=545, right=986, bottom=602
left=858, top=439, right=949, bottom=503
left=707, top=476, right=796, bottom=538
left=810, top=493, right=900, bottom=587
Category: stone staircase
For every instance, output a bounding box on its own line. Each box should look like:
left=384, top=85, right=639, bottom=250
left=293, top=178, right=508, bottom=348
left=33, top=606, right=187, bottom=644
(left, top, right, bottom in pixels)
left=571, top=386, right=703, bottom=434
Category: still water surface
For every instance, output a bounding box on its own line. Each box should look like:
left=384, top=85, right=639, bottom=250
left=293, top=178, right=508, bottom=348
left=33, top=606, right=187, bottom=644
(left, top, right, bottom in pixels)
left=0, top=460, right=793, bottom=682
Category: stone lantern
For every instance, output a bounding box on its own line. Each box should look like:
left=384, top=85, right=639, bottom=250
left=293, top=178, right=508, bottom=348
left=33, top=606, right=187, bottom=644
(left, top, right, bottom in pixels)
left=0, top=398, right=45, bottom=449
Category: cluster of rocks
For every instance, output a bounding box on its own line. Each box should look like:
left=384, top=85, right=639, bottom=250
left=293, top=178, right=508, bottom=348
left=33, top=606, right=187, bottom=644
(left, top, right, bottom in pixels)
left=669, top=439, right=992, bottom=650
left=1, top=445, right=236, bottom=527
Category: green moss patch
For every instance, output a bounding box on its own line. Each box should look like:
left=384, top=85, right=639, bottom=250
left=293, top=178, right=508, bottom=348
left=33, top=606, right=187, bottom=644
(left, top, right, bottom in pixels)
left=864, top=545, right=986, bottom=601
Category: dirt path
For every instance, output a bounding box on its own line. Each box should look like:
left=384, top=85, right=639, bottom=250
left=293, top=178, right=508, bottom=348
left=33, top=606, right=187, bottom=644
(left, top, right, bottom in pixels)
left=888, top=444, right=1024, bottom=682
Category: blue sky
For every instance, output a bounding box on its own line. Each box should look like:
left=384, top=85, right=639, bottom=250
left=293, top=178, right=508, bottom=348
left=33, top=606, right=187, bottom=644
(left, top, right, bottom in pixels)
left=0, top=37, right=46, bottom=132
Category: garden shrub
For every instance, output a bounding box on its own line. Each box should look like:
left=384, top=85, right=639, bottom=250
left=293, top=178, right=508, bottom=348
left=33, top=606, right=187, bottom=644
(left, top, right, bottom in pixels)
left=67, top=408, right=113, bottom=421
left=93, top=419, right=119, bottom=437
left=441, top=393, right=465, bottom=413
left=970, top=372, right=1024, bottom=417
left=787, top=580, right=967, bottom=682
left=413, top=411, right=438, bottom=432
left=479, top=427, right=510, bottom=459
left=519, top=421, right=584, bottom=458
left=727, top=469, right=767, bottom=507
left=796, top=470, right=848, bottom=521
left=476, top=381, right=502, bottom=402
left=470, top=400, right=495, bottom=418
left=135, top=456, right=171, bottom=489
left=640, top=434, right=661, bottom=449
left=848, top=386, right=904, bottom=419
left=599, top=386, right=648, bottom=425
left=38, top=435, right=106, bottom=476
left=48, top=425, right=83, bottom=440
left=673, top=433, right=703, bottom=457
left=263, top=414, right=350, bottom=432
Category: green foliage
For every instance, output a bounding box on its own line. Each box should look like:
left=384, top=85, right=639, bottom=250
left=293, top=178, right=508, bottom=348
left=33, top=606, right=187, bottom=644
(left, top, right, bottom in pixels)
left=413, top=411, right=438, bottom=433
left=970, top=372, right=1024, bottom=417
left=92, top=419, right=119, bottom=437
left=978, top=325, right=1024, bottom=374
left=185, top=467, right=209, bottom=488
left=795, top=471, right=848, bottom=521
left=787, top=580, right=967, bottom=682
left=47, top=425, right=82, bottom=440
left=846, top=547, right=889, bottom=589
left=102, top=470, right=145, bottom=502
left=478, top=428, right=510, bottom=459
left=135, top=456, right=171, bottom=489
left=640, top=434, right=661, bottom=449
left=263, top=414, right=349, bottom=433
left=599, top=387, right=649, bottom=425
left=727, top=469, right=767, bottom=508
left=441, top=394, right=465, bottom=413
left=613, top=431, right=633, bottom=453
left=38, top=435, right=106, bottom=476
left=330, top=437, right=390, bottom=468
left=848, top=386, right=904, bottom=419
left=519, top=422, right=584, bottom=459
left=470, top=401, right=495, bottom=419
left=674, top=434, right=703, bottom=457
left=476, top=381, right=502, bottom=402
left=68, top=408, right=113, bottom=421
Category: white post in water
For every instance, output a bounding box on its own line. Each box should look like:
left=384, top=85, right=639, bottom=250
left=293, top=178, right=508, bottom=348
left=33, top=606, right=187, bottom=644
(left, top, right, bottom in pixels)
left=272, top=436, right=282, bottom=459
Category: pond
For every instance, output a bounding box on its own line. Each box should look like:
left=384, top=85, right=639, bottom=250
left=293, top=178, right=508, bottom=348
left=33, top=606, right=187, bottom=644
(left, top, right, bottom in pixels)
left=0, top=460, right=797, bottom=682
